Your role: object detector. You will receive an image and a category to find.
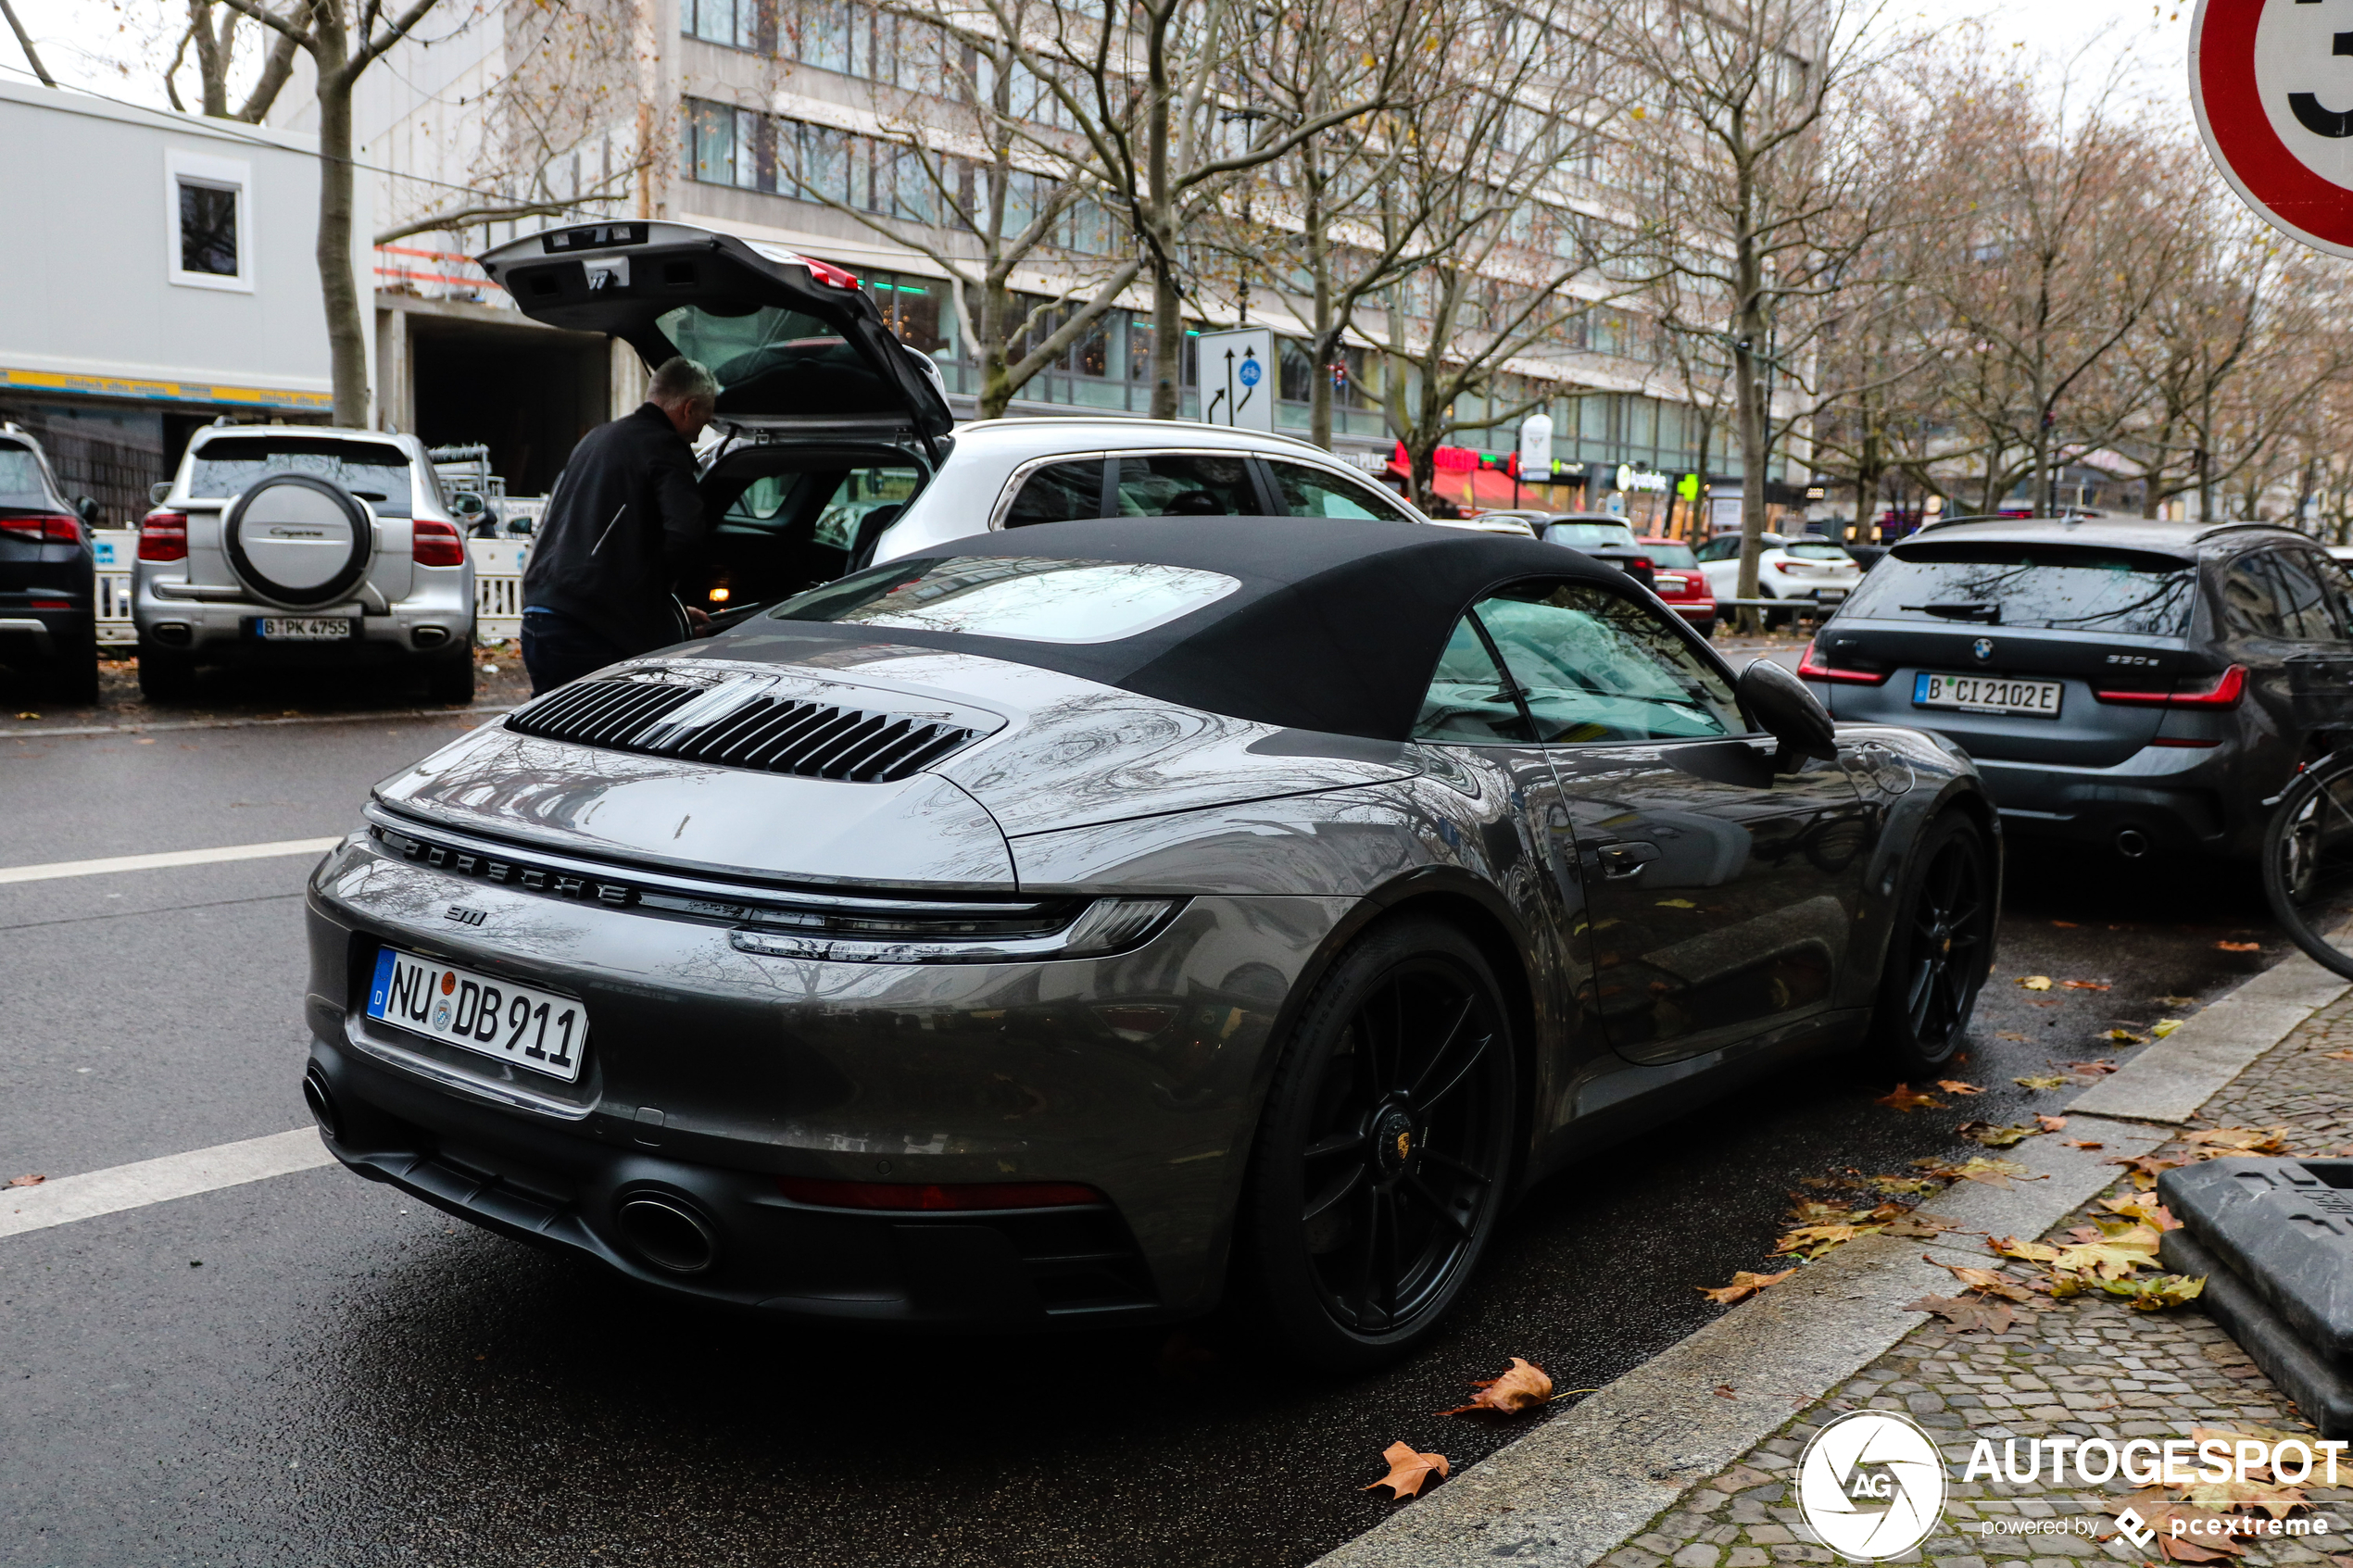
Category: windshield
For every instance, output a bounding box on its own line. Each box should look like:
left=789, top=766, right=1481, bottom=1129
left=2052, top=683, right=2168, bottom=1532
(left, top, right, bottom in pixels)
left=1842, top=544, right=2196, bottom=635
left=1782, top=542, right=1853, bottom=561
left=774, top=556, right=1240, bottom=644
left=1642, top=543, right=1698, bottom=568
left=1543, top=521, right=1634, bottom=547
left=190, top=438, right=413, bottom=516
left=0, top=441, right=58, bottom=510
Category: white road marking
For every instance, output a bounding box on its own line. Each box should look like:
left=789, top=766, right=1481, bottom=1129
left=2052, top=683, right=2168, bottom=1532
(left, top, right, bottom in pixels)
left=0, top=1127, right=333, bottom=1240
left=0, top=836, right=343, bottom=885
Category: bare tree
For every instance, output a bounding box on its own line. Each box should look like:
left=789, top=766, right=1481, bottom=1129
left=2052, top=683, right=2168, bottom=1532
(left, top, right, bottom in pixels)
left=164, top=0, right=305, bottom=119
left=756, top=0, right=1141, bottom=418
left=370, top=0, right=650, bottom=246
left=198, top=0, right=447, bottom=422
left=983, top=0, right=1412, bottom=417
left=1613, top=0, right=1903, bottom=618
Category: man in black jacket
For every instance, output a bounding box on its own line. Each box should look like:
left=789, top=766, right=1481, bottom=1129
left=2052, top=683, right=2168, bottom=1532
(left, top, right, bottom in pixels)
left=520, top=357, right=718, bottom=694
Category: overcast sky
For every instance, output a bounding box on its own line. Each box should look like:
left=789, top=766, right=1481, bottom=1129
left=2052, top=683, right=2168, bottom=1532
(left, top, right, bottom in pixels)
left=0, top=0, right=2197, bottom=125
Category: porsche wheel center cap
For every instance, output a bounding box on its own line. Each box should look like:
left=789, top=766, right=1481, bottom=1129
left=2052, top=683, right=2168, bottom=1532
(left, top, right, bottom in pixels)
left=1373, top=1108, right=1417, bottom=1175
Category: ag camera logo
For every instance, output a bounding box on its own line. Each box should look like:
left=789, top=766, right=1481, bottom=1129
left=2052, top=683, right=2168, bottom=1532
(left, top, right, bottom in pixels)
left=1797, top=1410, right=1948, bottom=1561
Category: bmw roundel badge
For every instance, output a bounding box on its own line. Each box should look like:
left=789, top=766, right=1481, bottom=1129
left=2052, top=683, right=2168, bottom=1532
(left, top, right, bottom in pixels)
left=1971, top=637, right=1994, bottom=663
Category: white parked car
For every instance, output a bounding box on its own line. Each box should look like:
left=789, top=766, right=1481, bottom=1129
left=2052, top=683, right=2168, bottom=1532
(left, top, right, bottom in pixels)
left=1695, top=532, right=1862, bottom=613
left=475, top=220, right=1466, bottom=620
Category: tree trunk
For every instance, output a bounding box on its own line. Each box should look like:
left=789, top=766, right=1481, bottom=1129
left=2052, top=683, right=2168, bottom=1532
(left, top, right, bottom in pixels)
left=1149, top=255, right=1184, bottom=420
left=976, top=282, right=1013, bottom=420
left=313, top=71, right=371, bottom=426
left=1732, top=296, right=1768, bottom=633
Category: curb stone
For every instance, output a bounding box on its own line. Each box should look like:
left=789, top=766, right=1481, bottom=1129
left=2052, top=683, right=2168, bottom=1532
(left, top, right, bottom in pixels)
left=1315, top=951, right=2343, bottom=1568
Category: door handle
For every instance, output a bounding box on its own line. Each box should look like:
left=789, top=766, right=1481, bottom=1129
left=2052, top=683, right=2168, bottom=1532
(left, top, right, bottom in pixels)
left=1594, top=840, right=1661, bottom=879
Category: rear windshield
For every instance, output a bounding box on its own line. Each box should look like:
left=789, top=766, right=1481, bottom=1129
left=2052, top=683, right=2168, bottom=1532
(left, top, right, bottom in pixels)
left=1842, top=544, right=2196, bottom=635
left=659, top=304, right=863, bottom=411
left=1642, top=543, right=1698, bottom=568
left=1782, top=541, right=1852, bottom=560
left=774, top=556, right=1240, bottom=644
left=1543, top=521, right=1634, bottom=546
left=0, top=441, right=58, bottom=510
left=190, top=438, right=414, bottom=515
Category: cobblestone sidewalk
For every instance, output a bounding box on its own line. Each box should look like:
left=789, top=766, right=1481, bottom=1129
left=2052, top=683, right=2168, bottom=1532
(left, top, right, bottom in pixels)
left=1603, top=995, right=2353, bottom=1568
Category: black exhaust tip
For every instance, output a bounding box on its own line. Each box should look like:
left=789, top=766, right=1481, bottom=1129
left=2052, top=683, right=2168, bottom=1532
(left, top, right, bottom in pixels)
left=2115, top=828, right=2151, bottom=860
left=302, top=1065, right=341, bottom=1142
left=614, top=1194, right=719, bottom=1274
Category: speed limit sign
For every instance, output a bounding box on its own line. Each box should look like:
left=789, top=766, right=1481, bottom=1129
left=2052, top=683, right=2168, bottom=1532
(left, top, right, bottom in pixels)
left=2194, top=0, right=2353, bottom=256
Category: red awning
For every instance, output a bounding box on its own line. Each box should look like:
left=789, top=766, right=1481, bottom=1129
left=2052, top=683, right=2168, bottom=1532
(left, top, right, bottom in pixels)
left=1387, top=459, right=1574, bottom=511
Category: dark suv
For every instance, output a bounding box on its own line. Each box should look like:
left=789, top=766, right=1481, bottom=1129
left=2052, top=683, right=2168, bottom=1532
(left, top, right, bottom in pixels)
left=0, top=424, right=99, bottom=703
left=1798, top=518, right=2353, bottom=862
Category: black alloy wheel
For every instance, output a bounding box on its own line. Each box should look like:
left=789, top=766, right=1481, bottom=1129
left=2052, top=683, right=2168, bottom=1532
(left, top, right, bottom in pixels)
left=1869, top=813, right=1993, bottom=1074
left=1238, top=917, right=1516, bottom=1369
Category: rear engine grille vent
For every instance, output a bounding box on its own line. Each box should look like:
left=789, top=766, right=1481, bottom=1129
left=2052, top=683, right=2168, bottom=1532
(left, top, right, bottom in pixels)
left=506, top=677, right=982, bottom=782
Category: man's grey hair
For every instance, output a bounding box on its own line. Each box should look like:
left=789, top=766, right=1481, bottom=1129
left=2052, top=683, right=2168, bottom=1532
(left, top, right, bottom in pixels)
left=648, top=356, right=719, bottom=408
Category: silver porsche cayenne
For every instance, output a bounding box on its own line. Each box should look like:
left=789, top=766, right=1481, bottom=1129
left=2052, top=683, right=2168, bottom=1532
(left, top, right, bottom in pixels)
left=301, top=517, right=1997, bottom=1366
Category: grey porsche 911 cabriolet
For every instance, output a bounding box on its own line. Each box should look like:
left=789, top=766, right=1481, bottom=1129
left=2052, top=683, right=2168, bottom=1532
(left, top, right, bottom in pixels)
left=300, top=516, right=1996, bottom=1367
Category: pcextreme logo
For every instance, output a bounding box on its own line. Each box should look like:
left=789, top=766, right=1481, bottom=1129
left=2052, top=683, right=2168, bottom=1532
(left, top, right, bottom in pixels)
left=1796, top=1411, right=1950, bottom=1561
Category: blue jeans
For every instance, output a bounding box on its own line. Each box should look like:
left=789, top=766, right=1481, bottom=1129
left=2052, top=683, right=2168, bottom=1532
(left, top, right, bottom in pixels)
left=521, top=608, right=632, bottom=696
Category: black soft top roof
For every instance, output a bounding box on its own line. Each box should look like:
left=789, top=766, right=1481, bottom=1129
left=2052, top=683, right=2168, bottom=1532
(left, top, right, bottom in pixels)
left=720, top=516, right=1625, bottom=741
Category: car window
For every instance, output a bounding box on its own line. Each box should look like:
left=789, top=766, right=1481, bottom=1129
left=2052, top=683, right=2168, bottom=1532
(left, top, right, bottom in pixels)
left=813, top=466, right=922, bottom=551
left=1264, top=459, right=1414, bottom=521
left=1411, top=614, right=1534, bottom=744
left=1843, top=544, right=2197, bottom=636
left=1541, top=521, right=1636, bottom=547
left=2218, top=555, right=2289, bottom=639
left=1477, top=582, right=1743, bottom=743
left=190, top=437, right=415, bottom=516
left=1003, top=459, right=1104, bottom=526
left=1697, top=537, right=1740, bottom=562
left=1641, top=543, right=1700, bottom=569
left=2266, top=551, right=2341, bottom=642
left=1112, top=454, right=1257, bottom=516
left=724, top=465, right=920, bottom=544
left=0, top=441, right=58, bottom=510
left=1783, top=542, right=1852, bottom=561
left=2309, top=552, right=2353, bottom=639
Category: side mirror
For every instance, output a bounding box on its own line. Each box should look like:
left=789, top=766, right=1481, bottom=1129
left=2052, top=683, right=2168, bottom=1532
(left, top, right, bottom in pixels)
left=450, top=491, right=485, bottom=517
left=1738, top=658, right=1838, bottom=770
left=75, top=496, right=100, bottom=527
left=149, top=481, right=172, bottom=506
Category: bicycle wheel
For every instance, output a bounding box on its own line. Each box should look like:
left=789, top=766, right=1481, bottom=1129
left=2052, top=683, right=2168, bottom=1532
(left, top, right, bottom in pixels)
left=2263, top=751, right=2353, bottom=980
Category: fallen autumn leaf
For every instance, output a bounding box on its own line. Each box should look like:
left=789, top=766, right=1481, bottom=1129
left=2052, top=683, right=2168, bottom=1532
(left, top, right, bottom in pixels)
left=2217, top=941, right=2262, bottom=953
left=1698, top=1269, right=1793, bottom=1305
left=1936, top=1079, right=1987, bottom=1094
left=1362, top=1442, right=1449, bottom=1499
left=1994, top=1031, right=2028, bottom=1041
left=2014, top=1074, right=2071, bottom=1090
left=5, top=1173, right=44, bottom=1187
left=1958, top=1121, right=2040, bottom=1148
left=1440, top=1358, right=1554, bottom=1416
left=2019, top=975, right=2054, bottom=991
left=2062, top=980, right=2113, bottom=991
left=1876, top=1084, right=1944, bottom=1112
left=2036, top=1114, right=2069, bottom=1133
left=2062, top=1138, right=2106, bottom=1149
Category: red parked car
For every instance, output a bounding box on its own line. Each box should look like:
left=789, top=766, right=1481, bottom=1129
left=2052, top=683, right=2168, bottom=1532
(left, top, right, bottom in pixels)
left=1638, top=536, right=1718, bottom=637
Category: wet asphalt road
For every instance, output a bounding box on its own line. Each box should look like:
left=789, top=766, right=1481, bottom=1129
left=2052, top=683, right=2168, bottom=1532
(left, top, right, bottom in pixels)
left=0, top=665, right=2294, bottom=1568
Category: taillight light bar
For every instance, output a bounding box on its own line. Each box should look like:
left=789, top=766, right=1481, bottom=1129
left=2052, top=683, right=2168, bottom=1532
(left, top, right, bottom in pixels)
left=800, top=256, right=862, bottom=290
left=0, top=512, right=80, bottom=544
left=138, top=510, right=188, bottom=562
left=774, top=1175, right=1104, bottom=1211
left=411, top=517, right=466, bottom=567
left=1796, top=639, right=1890, bottom=684
left=2095, top=665, right=2246, bottom=708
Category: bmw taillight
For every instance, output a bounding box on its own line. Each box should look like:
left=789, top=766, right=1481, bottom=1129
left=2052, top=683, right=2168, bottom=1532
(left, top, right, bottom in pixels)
left=411, top=518, right=465, bottom=567
left=0, top=511, right=80, bottom=544
left=2095, top=664, right=2246, bottom=709
left=1796, top=638, right=1891, bottom=685
left=138, top=509, right=188, bottom=561
left=774, top=1175, right=1104, bottom=1210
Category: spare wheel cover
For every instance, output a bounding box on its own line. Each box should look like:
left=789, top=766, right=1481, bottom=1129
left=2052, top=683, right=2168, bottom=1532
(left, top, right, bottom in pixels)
left=224, top=473, right=374, bottom=608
